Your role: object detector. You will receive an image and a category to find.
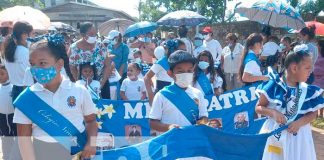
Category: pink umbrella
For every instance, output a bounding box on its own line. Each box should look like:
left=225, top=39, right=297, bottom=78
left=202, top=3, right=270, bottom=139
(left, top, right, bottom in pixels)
left=0, top=6, right=50, bottom=30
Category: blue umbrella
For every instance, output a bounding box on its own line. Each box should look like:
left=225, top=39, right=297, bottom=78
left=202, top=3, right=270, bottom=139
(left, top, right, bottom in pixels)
left=124, top=21, right=157, bottom=37
left=157, top=10, right=207, bottom=27
left=236, top=0, right=305, bottom=30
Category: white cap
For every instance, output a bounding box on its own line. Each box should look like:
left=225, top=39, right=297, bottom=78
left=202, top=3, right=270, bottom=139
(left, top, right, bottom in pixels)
left=261, top=42, right=281, bottom=57
left=107, top=30, right=120, bottom=40
left=194, top=33, right=204, bottom=39
left=154, top=46, right=165, bottom=60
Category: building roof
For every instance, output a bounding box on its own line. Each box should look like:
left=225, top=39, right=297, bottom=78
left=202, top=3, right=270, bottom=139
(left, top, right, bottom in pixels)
left=42, top=2, right=136, bottom=21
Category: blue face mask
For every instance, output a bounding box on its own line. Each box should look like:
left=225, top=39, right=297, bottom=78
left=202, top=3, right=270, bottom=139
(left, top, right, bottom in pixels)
left=198, top=61, right=210, bottom=70
left=194, top=39, right=203, bottom=47
left=144, top=37, right=151, bottom=43
left=30, top=65, right=57, bottom=84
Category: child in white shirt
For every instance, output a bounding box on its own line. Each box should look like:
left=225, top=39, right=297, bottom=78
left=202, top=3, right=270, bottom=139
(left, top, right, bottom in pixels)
left=120, top=62, right=146, bottom=100
left=76, top=62, right=101, bottom=97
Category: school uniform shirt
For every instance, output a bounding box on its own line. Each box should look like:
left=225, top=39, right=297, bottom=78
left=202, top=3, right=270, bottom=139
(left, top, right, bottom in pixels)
left=4, top=45, right=30, bottom=86
left=0, top=82, right=14, bottom=114
left=193, top=74, right=223, bottom=95
left=13, top=78, right=97, bottom=142
left=193, top=46, right=209, bottom=58
left=203, top=39, right=222, bottom=62
left=150, top=63, right=173, bottom=82
left=222, top=43, right=243, bottom=74
left=243, top=50, right=262, bottom=76
left=120, top=78, right=146, bottom=100
left=149, top=86, right=209, bottom=127
left=76, top=79, right=101, bottom=96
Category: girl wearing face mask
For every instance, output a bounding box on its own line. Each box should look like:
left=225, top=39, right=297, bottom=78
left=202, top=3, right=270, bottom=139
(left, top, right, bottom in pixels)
left=13, top=35, right=97, bottom=160
left=76, top=62, right=101, bottom=97
left=69, top=22, right=112, bottom=99
left=238, top=33, right=269, bottom=86
left=193, top=50, right=223, bottom=97
left=120, top=63, right=146, bottom=100
left=149, top=50, right=208, bottom=133
left=193, top=33, right=208, bottom=58
left=3, top=21, right=33, bottom=102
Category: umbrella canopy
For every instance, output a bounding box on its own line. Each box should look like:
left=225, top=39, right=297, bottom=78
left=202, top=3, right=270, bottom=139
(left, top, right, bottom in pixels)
left=289, top=21, right=324, bottom=36
left=99, top=18, right=134, bottom=36
left=0, top=6, right=50, bottom=30
left=236, top=0, right=305, bottom=30
left=124, top=21, right=157, bottom=38
left=50, top=22, right=76, bottom=32
left=157, top=10, right=207, bottom=26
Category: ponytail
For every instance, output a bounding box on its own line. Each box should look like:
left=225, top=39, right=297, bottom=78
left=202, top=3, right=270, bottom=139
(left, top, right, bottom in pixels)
left=4, top=36, right=17, bottom=62
left=238, top=33, right=263, bottom=82
left=300, top=25, right=316, bottom=40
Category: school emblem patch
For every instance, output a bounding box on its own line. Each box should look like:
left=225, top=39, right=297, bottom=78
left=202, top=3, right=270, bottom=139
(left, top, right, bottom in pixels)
left=67, top=96, right=76, bottom=107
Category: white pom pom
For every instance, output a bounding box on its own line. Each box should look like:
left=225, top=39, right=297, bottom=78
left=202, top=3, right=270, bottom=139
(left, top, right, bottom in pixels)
left=293, top=44, right=308, bottom=53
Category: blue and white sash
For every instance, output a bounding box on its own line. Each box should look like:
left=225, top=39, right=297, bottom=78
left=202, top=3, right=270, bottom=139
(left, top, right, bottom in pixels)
left=243, top=52, right=261, bottom=66
left=13, top=88, right=87, bottom=155
left=156, top=56, right=170, bottom=71
left=197, top=72, right=213, bottom=96
left=160, top=84, right=199, bottom=125
left=284, top=82, right=308, bottom=123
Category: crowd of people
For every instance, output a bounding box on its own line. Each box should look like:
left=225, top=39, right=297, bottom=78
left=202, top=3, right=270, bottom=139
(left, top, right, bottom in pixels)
left=0, top=20, right=323, bottom=160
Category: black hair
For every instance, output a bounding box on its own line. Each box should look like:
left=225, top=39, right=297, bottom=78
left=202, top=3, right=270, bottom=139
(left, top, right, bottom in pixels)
left=268, top=35, right=279, bottom=44
left=128, top=62, right=141, bottom=71
left=133, top=50, right=142, bottom=55
left=284, top=50, right=311, bottom=69
left=193, top=50, right=216, bottom=84
left=300, top=25, right=316, bottom=40
left=178, top=25, right=188, bottom=38
left=79, top=22, right=94, bottom=35
left=164, top=39, right=185, bottom=57
left=168, top=50, right=197, bottom=71
left=226, top=33, right=238, bottom=43
left=79, top=62, right=98, bottom=80
left=261, top=26, right=271, bottom=37
left=30, top=35, right=75, bottom=82
left=318, top=40, right=324, bottom=57
left=238, top=33, right=263, bottom=82
left=4, top=21, right=33, bottom=62
left=0, top=27, right=10, bottom=37
left=281, top=36, right=292, bottom=44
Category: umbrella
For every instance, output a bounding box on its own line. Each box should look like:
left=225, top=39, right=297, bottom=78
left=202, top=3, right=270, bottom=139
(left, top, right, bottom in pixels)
left=124, top=21, right=157, bottom=38
left=0, top=6, right=50, bottom=30
left=157, top=10, right=207, bottom=26
left=50, top=22, right=76, bottom=32
left=99, top=18, right=134, bottom=36
left=236, top=0, right=305, bottom=30
left=288, top=21, right=324, bottom=36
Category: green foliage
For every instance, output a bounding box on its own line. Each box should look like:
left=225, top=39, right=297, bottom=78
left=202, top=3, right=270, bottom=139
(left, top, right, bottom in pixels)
left=0, top=0, right=44, bottom=11
left=298, top=0, right=323, bottom=17
left=139, top=0, right=237, bottom=24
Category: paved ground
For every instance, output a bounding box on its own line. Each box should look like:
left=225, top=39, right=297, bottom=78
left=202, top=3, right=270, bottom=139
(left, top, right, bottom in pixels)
left=313, top=127, right=324, bottom=160
left=0, top=128, right=323, bottom=160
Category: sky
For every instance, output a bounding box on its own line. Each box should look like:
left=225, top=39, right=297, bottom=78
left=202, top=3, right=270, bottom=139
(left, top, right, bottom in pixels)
left=89, top=0, right=308, bottom=20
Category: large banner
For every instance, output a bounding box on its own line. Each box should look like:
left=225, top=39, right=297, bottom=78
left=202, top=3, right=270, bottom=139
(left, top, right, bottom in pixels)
left=94, top=84, right=265, bottom=150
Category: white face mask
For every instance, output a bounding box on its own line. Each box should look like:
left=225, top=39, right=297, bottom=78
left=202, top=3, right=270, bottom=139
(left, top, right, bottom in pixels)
left=86, top=36, right=97, bottom=44
left=175, top=73, right=193, bottom=88
left=27, top=40, right=32, bottom=48
left=204, top=34, right=210, bottom=40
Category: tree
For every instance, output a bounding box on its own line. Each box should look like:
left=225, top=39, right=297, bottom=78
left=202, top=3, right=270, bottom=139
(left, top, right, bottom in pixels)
left=0, top=0, right=44, bottom=11
left=139, top=0, right=238, bottom=24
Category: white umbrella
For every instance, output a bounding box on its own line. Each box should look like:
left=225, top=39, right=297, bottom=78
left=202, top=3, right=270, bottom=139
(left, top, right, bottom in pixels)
left=157, top=10, right=207, bottom=26
left=0, top=6, right=50, bottom=30
left=98, top=18, right=134, bottom=36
